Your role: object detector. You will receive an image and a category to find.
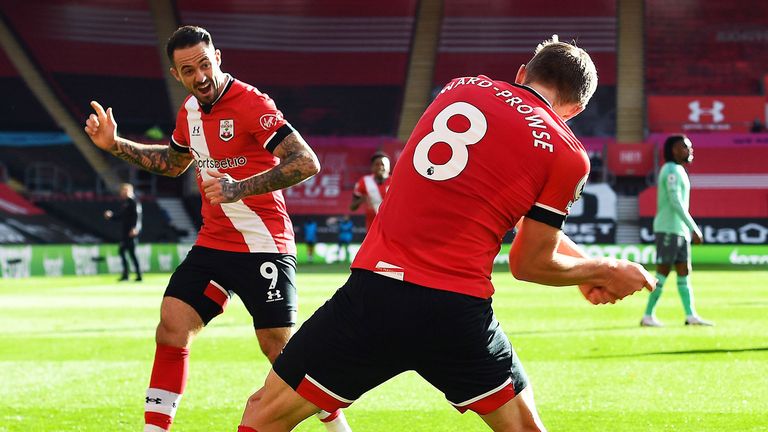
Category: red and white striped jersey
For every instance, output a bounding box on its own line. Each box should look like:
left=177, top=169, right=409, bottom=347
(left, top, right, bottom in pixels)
left=171, top=75, right=297, bottom=254
left=352, top=75, right=590, bottom=299
left=353, top=174, right=391, bottom=229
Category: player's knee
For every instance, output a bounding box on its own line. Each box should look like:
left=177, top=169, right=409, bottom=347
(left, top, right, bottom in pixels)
left=256, top=328, right=291, bottom=363
left=155, top=318, right=195, bottom=347
left=245, top=390, right=263, bottom=410
left=259, top=339, right=285, bottom=363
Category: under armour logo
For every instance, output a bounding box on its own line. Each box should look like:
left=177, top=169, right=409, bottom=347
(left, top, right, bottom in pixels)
left=688, top=100, right=724, bottom=123
left=146, top=397, right=162, bottom=405
left=266, top=290, right=282, bottom=301
left=192, top=126, right=201, bottom=136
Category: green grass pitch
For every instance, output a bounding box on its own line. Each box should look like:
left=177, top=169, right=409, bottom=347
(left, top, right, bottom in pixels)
left=1, top=266, right=766, bottom=431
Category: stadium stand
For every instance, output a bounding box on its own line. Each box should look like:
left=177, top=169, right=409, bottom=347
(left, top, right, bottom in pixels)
left=0, top=0, right=418, bottom=136
left=646, top=0, right=768, bottom=95
left=638, top=141, right=768, bottom=232
left=434, top=0, right=617, bottom=136
left=35, top=194, right=180, bottom=243
left=1, top=0, right=765, bottom=249
left=0, top=183, right=99, bottom=243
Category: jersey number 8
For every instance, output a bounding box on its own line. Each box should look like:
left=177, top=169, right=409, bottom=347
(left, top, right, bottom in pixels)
left=413, top=101, right=488, bottom=181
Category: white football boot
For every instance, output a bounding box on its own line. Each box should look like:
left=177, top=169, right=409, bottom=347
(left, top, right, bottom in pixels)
left=640, top=315, right=664, bottom=327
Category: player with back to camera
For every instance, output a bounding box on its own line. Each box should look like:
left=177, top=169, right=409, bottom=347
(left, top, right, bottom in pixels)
left=84, top=25, right=351, bottom=432
left=237, top=35, right=655, bottom=432
left=640, top=135, right=714, bottom=327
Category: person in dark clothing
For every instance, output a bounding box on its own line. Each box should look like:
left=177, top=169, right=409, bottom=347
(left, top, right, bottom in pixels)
left=105, top=183, right=143, bottom=281
left=337, top=215, right=354, bottom=263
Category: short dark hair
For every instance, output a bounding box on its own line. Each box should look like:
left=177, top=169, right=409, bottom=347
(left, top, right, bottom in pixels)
left=371, top=151, right=390, bottom=164
left=166, top=26, right=213, bottom=63
left=663, top=135, right=686, bottom=163
left=523, top=35, right=598, bottom=107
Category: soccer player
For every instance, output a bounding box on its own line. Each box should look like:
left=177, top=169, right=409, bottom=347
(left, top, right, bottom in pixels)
left=336, top=215, right=354, bottom=262
left=349, top=152, right=391, bottom=231
left=237, top=36, right=655, bottom=432
left=104, top=183, right=143, bottom=282
left=84, top=26, right=350, bottom=432
left=641, top=135, right=714, bottom=327
left=302, top=219, right=318, bottom=263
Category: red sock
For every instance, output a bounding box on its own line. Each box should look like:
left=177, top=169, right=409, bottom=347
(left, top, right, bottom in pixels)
left=144, top=344, right=190, bottom=431
left=238, top=426, right=259, bottom=432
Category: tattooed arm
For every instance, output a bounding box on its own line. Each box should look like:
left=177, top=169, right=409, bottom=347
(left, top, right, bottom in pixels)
left=84, top=101, right=193, bottom=177
left=113, top=137, right=194, bottom=177
left=202, top=132, right=320, bottom=205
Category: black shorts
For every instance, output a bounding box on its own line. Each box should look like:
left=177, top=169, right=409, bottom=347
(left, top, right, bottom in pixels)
left=164, top=246, right=297, bottom=329
left=273, top=269, right=528, bottom=415
left=655, top=232, right=690, bottom=265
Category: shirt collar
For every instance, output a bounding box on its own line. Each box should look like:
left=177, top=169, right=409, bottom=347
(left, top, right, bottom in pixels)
left=200, top=74, right=234, bottom=114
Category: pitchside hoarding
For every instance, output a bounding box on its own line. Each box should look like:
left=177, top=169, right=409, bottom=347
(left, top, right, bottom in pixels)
left=0, top=244, right=191, bottom=279
left=562, top=184, right=617, bottom=244
left=647, top=96, right=765, bottom=132
left=640, top=219, right=768, bottom=245
left=2, top=243, right=766, bottom=278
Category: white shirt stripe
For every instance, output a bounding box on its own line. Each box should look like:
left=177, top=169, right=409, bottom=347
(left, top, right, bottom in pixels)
left=362, top=175, right=384, bottom=213
left=185, top=97, right=280, bottom=253
left=534, top=202, right=566, bottom=216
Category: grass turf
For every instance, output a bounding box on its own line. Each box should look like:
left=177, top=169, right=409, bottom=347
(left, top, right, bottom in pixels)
left=1, top=266, right=766, bottom=431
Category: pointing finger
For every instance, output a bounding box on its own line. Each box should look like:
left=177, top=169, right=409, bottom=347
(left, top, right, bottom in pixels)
left=90, top=101, right=106, bottom=119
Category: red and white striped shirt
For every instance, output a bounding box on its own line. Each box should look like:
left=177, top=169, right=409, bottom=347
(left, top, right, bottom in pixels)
left=353, top=174, right=391, bottom=229
left=171, top=76, right=297, bottom=254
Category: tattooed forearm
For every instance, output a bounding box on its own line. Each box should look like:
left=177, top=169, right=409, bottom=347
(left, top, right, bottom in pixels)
left=113, top=137, right=194, bottom=177
left=229, top=132, right=320, bottom=200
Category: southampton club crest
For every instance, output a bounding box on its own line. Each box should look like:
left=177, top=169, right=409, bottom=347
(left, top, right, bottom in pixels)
left=219, top=119, right=234, bottom=141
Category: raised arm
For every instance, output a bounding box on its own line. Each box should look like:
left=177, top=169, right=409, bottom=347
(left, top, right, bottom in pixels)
left=202, top=131, right=320, bottom=205
left=84, top=101, right=194, bottom=177
left=510, top=217, right=654, bottom=301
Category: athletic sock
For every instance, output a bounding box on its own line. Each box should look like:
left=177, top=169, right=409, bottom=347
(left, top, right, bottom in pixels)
left=144, top=344, right=190, bottom=431
left=317, top=409, right=352, bottom=432
left=677, top=275, right=696, bottom=316
left=644, top=273, right=667, bottom=317
left=237, top=427, right=259, bottom=432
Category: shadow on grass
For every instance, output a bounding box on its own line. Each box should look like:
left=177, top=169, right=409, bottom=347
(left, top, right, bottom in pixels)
left=19, top=321, right=246, bottom=335
left=587, top=346, right=768, bottom=359
left=506, top=325, right=640, bottom=336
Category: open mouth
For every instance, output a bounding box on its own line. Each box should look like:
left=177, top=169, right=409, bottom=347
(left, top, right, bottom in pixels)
left=197, top=82, right=213, bottom=97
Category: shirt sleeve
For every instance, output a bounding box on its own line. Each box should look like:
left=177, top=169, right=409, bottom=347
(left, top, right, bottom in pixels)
left=170, top=104, right=190, bottom=153
left=246, top=90, right=296, bottom=153
left=526, top=149, right=590, bottom=229
left=353, top=177, right=366, bottom=198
